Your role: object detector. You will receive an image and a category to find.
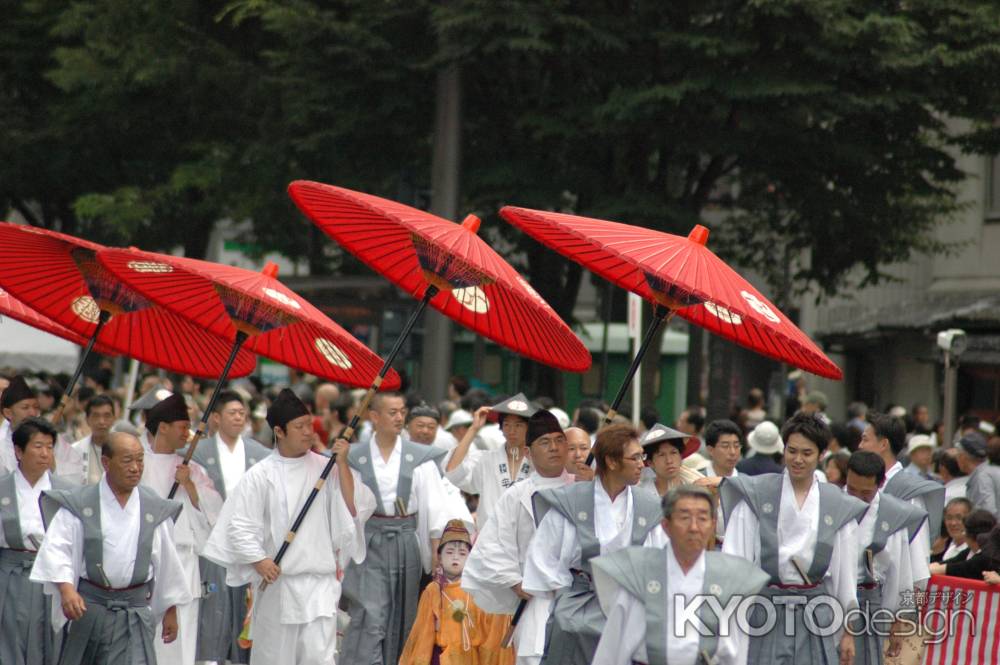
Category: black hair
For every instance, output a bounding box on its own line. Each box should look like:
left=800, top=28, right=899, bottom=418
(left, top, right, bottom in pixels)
left=85, top=394, right=116, bottom=417
left=847, top=450, right=886, bottom=486
left=12, top=417, right=57, bottom=451
left=86, top=368, right=112, bottom=391
left=965, top=510, right=997, bottom=546
left=935, top=448, right=965, bottom=479
left=959, top=414, right=981, bottom=431
left=704, top=419, right=743, bottom=448
left=640, top=406, right=660, bottom=431
left=575, top=407, right=602, bottom=435
left=448, top=375, right=470, bottom=397
left=780, top=412, right=832, bottom=453
left=460, top=388, right=490, bottom=413
left=830, top=422, right=861, bottom=453
left=211, top=389, right=246, bottom=413
left=868, top=412, right=907, bottom=457
left=684, top=407, right=706, bottom=433
left=76, top=386, right=96, bottom=406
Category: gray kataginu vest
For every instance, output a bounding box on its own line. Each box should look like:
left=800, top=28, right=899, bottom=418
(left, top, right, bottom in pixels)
left=348, top=440, right=448, bottom=516
left=41, top=484, right=181, bottom=587
left=593, top=546, right=770, bottom=665
left=858, top=492, right=926, bottom=585
left=720, top=473, right=867, bottom=584
left=532, top=481, right=662, bottom=573
left=883, top=471, right=944, bottom=541
left=191, top=436, right=270, bottom=500
left=0, top=472, right=75, bottom=551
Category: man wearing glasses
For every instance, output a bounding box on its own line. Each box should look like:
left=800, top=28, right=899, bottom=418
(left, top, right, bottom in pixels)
left=522, top=424, right=665, bottom=665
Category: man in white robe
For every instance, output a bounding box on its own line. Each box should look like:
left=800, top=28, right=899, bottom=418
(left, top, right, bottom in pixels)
left=192, top=389, right=270, bottom=665
left=844, top=451, right=928, bottom=665
left=30, top=431, right=192, bottom=665
left=591, top=485, right=770, bottom=665
left=446, top=393, right=537, bottom=527
left=203, top=388, right=374, bottom=665
left=1, top=376, right=42, bottom=473
left=462, top=410, right=576, bottom=665
left=72, top=394, right=116, bottom=486
left=859, top=412, right=941, bottom=591
left=142, top=393, right=223, bottom=665
left=0, top=418, right=77, bottom=665
left=721, top=413, right=864, bottom=665
left=522, top=424, right=667, bottom=665
left=340, top=391, right=470, bottom=665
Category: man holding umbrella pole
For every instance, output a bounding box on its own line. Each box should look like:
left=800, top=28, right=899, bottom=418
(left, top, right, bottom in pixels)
left=203, top=389, right=374, bottom=665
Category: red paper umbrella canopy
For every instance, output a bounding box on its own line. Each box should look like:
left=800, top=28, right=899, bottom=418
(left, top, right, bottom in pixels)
left=287, top=181, right=592, bottom=373
left=0, top=286, right=116, bottom=353
left=499, top=207, right=842, bottom=380
left=97, top=248, right=400, bottom=390
left=0, top=223, right=256, bottom=379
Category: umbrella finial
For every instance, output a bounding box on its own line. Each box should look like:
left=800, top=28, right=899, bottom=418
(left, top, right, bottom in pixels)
left=262, top=262, right=279, bottom=279
left=688, top=224, right=710, bottom=246
left=461, top=214, right=481, bottom=234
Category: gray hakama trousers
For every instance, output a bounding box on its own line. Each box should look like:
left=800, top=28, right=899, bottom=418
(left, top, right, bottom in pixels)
left=541, top=570, right=603, bottom=665
left=58, top=579, right=157, bottom=665
left=340, top=514, right=421, bottom=665
left=853, top=583, right=887, bottom=665
left=0, top=548, right=56, bottom=665
left=195, top=556, right=251, bottom=663
left=747, top=583, right=840, bottom=665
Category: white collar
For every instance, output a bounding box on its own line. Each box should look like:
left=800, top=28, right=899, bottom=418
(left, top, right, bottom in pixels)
left=14, top=468, right=50, bottom=492
left=595, top=478, right=630, bottom=506
left=370, top=435, right=401, bottom=461
left=666, top=541, right=706, bottom=579
left=100, top=477, right=139, bottom=511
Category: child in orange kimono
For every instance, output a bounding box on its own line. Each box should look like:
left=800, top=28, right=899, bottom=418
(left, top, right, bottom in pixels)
left=400, top=520, right=514, bottom=665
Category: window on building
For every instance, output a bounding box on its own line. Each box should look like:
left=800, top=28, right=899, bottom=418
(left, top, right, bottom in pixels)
left=986, top=155, right=1000, bottom=221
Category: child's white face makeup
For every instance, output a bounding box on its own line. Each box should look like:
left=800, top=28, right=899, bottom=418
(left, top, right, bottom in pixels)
left=440, top=541, right=470, bottom=579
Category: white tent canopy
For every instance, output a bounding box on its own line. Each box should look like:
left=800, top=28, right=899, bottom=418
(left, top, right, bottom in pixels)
left=0, top=316, right=81, bottom=374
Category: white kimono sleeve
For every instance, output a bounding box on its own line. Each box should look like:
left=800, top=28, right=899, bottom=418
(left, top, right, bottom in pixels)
left=462, top=491, right=525, bottom=613
left=906, top=509, right=931, bottom=591
left=202, top=470, right=269, bottom=587
left=150, top=519, right=193, bottom=621
left=522, top=510, right=579, bottom=595
left=827, top=519, right=860, bottom=623
left=444, top=449, right=483, bottom=494
left=591, top=588, right=645, bottom=665
left=186, top=461, right=224, bottom=545
left=329, top=466, right=375, bottom=568
left=721, top=502, right=761, bottom=565
left=880, top=529, right=914, bottom=615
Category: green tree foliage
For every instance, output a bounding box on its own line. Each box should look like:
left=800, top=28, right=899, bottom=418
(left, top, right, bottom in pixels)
left=4, top=0, right=1000, bottom=397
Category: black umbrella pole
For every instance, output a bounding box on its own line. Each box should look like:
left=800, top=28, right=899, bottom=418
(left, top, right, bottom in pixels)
left=53, top=310, right=111, bottom=426
left=168, top=331, right=248, bottom=499
left=270, top=285, right=438, bottom=570
left=502, top=595, right=530, bottom=648
left=586, top=307, right=671, bottom=465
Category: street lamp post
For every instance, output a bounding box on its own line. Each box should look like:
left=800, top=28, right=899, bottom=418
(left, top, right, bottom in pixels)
left=938, top=328, right=967, bottom=447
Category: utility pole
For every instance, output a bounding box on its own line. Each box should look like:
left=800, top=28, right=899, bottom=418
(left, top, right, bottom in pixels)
left=420, top=63, right=461, bottom=401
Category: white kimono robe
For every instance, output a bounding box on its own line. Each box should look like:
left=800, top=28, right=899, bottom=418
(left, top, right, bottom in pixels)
left=141, top=452, right=222, bottom=665
left=857, top=491, right=927, bottom=614
left=462, top=470, right=574, bottom=664
left=72, top=435, right=106, bottom=485
left=202, top=450, right=375, bottom=665
left=522, top=483, right=669, bottom=595
left=29, top=478, right=192, bottom=633
left=883, top=462, right=933, bottom=590
left=722, top=472, right=860, bottom=644
left=53, top=434, right=85, bottom=486
left=0, top=469, right=51, bottom=550
left=0, top=420, right=15, bottom=474
left=446, top=445, right=532, bottom=528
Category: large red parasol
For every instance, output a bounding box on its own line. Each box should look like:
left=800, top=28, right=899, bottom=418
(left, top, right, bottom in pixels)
left=287, top=181, right=591, bottom=373
left=0, top=286, right=111, bottom=352
left=0, top=223, right=257, bottom=418
left=261, top=180, right=589, bottom=574
left=98, top=246, right=399, bottom=497
left=500, top=207, right=842, bottom=419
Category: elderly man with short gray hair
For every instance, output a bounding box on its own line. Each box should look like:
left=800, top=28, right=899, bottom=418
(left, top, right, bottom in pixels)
left=591, top=485, right=769, bottom=665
